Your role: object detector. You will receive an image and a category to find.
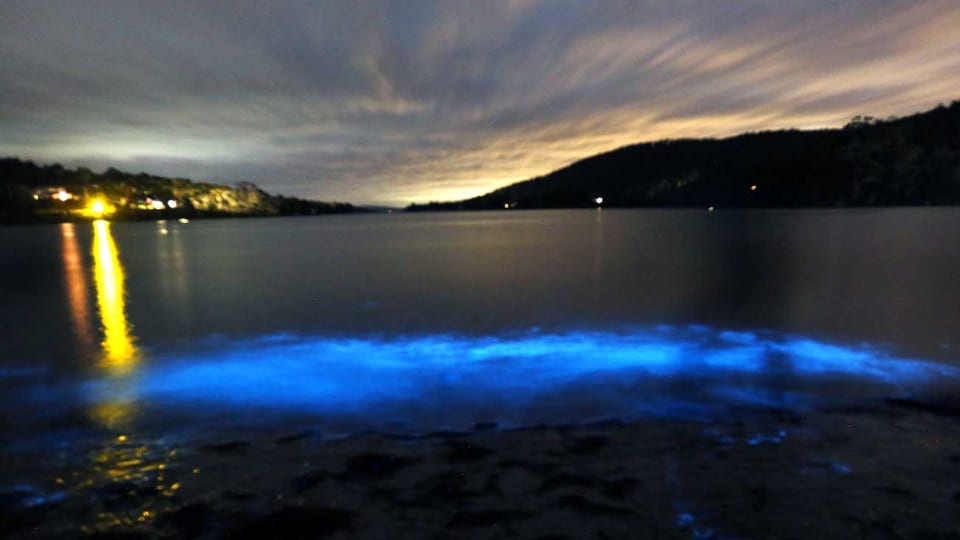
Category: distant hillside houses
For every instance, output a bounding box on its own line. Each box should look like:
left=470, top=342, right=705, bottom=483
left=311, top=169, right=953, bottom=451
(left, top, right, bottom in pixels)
left=0, top=158, right=356, bottom=222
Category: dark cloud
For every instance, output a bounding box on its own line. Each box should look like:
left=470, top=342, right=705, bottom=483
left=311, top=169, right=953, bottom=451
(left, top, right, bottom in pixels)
left=2, top=0, right=958, bottom=205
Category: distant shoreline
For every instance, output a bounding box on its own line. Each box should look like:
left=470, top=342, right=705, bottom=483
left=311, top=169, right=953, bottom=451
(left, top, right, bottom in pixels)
left=7, top=204, right=959, bottom=225
left=405, top=202, right=960, bottom=212
left=0, top=157, right=361, bottom=225
left=0, top=207, right=367, bottom=226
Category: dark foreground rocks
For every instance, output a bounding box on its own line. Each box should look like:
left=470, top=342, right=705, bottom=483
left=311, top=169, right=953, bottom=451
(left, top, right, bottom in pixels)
left=2, top=402, right=960, bottom=539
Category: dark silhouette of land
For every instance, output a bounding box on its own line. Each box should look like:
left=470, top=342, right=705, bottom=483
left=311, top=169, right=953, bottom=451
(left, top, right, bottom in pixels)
left=0, top=159, right=356, bottom=223
left=409, top=100, right=960, bottom=210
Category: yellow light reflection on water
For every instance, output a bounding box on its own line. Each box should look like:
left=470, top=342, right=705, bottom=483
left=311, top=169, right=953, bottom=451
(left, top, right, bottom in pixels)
left=79, top=221, right=173, bottom=535
left=92, top=220, right=139, bottom=373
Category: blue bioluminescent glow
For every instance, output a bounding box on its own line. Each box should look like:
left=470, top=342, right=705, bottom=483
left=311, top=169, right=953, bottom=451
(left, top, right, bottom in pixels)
left=73, top=326, right=960, bottom=432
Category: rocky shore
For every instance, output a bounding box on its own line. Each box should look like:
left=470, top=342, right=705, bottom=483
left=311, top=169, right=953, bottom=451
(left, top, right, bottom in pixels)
left=2, top=398, right=959, bottom=539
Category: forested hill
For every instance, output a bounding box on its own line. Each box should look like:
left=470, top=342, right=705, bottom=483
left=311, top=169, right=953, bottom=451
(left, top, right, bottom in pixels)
left=0, top=160, right=356, bottom=222
left=409, top=100, right=960, bottom=210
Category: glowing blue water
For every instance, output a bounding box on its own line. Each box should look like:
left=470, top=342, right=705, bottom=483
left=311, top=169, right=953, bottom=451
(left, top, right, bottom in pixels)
left=80, top=326, right=959, bottom=432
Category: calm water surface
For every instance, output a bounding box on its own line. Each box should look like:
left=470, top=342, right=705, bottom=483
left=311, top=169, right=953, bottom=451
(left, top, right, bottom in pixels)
left=2, top=209, right=960, bottom=440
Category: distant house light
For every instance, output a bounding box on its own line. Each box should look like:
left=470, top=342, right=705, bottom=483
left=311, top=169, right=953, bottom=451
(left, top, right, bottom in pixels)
left=167, top=200, right=178, bottom=209
left=750, top=185, right=758, bottom=191
left=504, top=203, right=510, bottom=209
left=594, top=196, right=603, bottom=205
left=56, top=190, right=72, bottom=202
left=151, top=200, right=165, bottom=210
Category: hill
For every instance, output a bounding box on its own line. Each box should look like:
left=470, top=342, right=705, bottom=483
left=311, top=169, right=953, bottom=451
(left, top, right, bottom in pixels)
left=0, top=160, right=355, bottom=222
left=409, top=100, right=960, bottom=210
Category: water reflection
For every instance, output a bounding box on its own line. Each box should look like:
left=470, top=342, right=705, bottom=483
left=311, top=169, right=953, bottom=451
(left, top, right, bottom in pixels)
left=156, top=219, right=192, bottom=336
left=60, top=223, right=95, bottom=357
left=79, top=222, right=172, bottom=533
left=92, top=220, right=140, bottom=374
left=88, top=220, right=142, bottom=429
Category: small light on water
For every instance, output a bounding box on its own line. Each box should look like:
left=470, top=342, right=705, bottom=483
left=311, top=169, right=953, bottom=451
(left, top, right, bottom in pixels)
left=178, top=218, right=189, bottom=224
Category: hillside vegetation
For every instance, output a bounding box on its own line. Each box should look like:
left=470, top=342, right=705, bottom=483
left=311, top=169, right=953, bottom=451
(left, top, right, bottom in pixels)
left=409, top=100, right=960, bottom=210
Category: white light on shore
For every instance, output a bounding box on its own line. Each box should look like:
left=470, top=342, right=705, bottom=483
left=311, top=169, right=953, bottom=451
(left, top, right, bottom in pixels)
left=167, top=200, right=178, bottom=209
left=594, top=196, right=603, bottom=205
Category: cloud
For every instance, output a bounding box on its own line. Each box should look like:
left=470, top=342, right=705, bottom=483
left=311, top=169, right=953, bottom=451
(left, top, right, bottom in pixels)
left=1, top=0, right=959, bottom=205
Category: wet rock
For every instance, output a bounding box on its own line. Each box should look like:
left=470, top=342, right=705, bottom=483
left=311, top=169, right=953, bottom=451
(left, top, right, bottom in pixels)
left=424, top=430, right=471, bottom=439
left=342, top=452, right=417, bottom=480
left=199, top=440, right=251, bottom=454
left=745, top=485, right=772, bottom=512
left=873, top=485, right=916, bottom=498
left=555, top=494, right=634, bottom=516
left=566, top=435, right=610, bottom=455
left=473, top=422, right=499, bottom=431
left=800, top=460, right=853, bottom=476
left=602, top=477, right=640, bottom=499
left=222, top=490, right=257, bottom=502
left=85, top=531, right=151, bottom=540
left=91, top=481, right=155, bottom=505
left=413, top=470, right=477, bottom=502
left=273, top=430, right=315, bottom=445
left=885, top=397, right=960, bottom=418
left=291, top=469, right=330, bottom=493
left=475, top=472, right=496, bottom=496
left=446, top=509, right=532, bottom=529
left=443, top=440, right=494, bottom=462
left=160, top=502, right=215, bottom=537
left=228, top=506, right=353, bottom=539
left=498, top=458, right=561, bottom=477
left=537, top=472, right=598, bottom=493
left=0, top=504, right=47, bottom=537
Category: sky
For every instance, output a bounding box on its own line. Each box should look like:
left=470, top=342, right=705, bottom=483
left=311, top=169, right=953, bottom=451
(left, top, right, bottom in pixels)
left=2, top=1, right=959, bottom=206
